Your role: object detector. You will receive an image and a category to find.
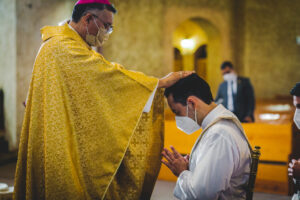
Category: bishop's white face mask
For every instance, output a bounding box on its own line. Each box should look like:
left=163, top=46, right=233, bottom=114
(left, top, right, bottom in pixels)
left=86, top=18, right=110, bottom=47
left=175, top=104, right=201, bottom=135
left=223, top=72, right=236, bottom=81
left=294, top=108, right=300, bottom=129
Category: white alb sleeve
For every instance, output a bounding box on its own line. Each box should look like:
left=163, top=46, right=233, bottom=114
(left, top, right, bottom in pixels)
left=174, top=133, right=238, bottom=200
left=143, top=83, right=158, bottom=113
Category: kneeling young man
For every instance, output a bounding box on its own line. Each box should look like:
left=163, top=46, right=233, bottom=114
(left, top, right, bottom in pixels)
left=162, top=74, right=252, bottom=200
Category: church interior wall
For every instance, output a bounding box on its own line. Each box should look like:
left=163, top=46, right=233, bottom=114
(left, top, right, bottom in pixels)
left=0, top=0, right=17, bottom=150
left=103, top=0, right=167, bottom=78
left=107, top=0, right=236, bottom=96
left=1, top=0, right=300, bottom=148
left=107, top=0, right=300, bottom=99
left=242, top=0, right=300, bottom=99
left=14, top=0, right=74, bottom=149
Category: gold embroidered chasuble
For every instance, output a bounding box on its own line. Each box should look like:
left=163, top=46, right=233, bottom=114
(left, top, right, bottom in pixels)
left=14, top=24, right=164, bottom=200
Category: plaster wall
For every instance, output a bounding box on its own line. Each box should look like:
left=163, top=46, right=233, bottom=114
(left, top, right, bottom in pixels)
left=15, top=0, right=74, bottom=148
left=243, top=0, right=300, bottom=99
left=0, top=0, right=17, bottom=150
left=104, top=0, right=166, bottom=77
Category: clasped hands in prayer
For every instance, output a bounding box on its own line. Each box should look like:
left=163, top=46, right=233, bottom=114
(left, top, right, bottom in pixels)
left=159, top=71, right=193, bottom=177
left=162, top=146, right=189, bottom=177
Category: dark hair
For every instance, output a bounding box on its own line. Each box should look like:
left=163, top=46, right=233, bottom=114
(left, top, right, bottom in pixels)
left=220, top=61, right=234, bottom=70
left=290, top=82, right=300, bottom=97
left=72, top=3, right=117, bottom=23
left=164, top=74, right=214, bottom=106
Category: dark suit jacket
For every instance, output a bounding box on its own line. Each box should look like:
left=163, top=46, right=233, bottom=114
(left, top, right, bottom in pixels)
left=215, top=76, right=255, bottom=122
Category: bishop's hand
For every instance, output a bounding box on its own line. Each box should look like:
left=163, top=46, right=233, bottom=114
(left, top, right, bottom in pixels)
left=161, top=146, right=189, bottom=177
left=158, top=71, right=194, bottom=89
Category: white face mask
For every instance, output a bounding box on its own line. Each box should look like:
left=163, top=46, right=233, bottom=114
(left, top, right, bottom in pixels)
left=86, top=18, right=110, bottom=47
left=175, top=104, right=201, bottom=135
left=294, top=108, right=300, bottom=129
left=223, top=72, right=236, bottom=81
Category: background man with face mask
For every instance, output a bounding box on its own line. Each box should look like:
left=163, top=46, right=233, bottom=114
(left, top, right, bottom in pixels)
left=215, top=61, right=255, bottom=123
left=288, top=82, right=300, bottom=200
left=162, top=74, right=252, bottom=200
left=13, top=0, right=194, bottom=199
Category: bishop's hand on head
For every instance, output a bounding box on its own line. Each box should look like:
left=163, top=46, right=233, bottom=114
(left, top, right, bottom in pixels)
left=158, top=71, right=195, bottom=89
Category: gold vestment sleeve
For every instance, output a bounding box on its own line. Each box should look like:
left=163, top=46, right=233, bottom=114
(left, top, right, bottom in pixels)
left=104, top=89, right=164, bottom=200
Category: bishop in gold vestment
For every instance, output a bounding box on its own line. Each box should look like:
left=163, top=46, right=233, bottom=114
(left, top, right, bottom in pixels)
left=14, top=22, right=164, bottom=199
left=13, top=1, right=193, bottom=199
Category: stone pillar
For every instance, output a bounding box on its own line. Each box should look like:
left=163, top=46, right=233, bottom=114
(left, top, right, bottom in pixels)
left=182, top=54, right=195, bottom=71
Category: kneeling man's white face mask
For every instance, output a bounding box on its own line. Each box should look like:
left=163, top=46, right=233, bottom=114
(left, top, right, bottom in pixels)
left=175, top=104, right=200, bottom=135
left=294, top=108, right=300, bottom=129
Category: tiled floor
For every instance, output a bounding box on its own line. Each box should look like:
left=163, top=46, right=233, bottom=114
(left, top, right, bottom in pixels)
left=0, top=162, right=292, bottom=200
left=151, top=180, right=291, bottom=200
left=0, top=163, right=15, bottom=187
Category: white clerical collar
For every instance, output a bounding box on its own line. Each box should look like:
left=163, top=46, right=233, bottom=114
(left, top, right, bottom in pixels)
left=201, top=104, right=227, bottom=129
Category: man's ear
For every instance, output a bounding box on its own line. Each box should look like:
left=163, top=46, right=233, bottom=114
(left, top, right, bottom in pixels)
left=82, top=13, right=93, bottom=25
left=187, top=96, right=197, bottom=106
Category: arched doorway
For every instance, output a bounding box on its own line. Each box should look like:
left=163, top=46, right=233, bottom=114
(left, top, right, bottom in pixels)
left=172, top=19, right=208, bottom=72
left=171, top=17, right=221, bottom=94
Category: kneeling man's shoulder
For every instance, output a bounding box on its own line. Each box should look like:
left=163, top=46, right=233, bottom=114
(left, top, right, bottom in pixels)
left=206, top=119, right=242, bottom=142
